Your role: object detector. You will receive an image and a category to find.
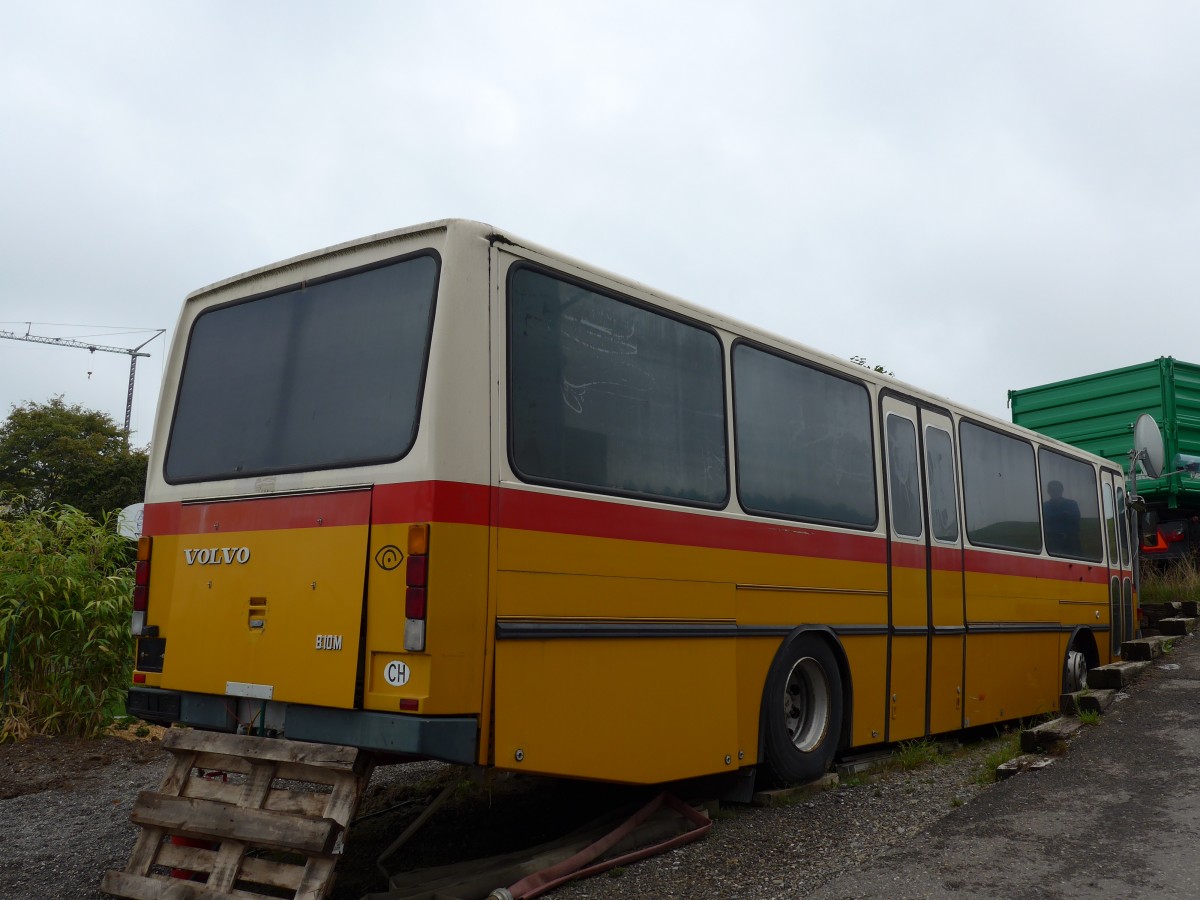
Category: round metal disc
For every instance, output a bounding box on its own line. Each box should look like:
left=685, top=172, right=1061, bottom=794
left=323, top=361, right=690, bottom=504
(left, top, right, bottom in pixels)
left=1134, top=413, right=1165, bottom=478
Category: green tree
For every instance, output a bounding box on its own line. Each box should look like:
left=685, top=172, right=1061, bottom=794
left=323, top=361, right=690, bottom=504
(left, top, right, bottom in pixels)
left=0, top=398, right=148, bottom=521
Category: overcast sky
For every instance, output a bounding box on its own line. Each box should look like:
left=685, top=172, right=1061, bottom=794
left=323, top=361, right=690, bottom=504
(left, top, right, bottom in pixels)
left=3, top=2, right=1199, bottom=445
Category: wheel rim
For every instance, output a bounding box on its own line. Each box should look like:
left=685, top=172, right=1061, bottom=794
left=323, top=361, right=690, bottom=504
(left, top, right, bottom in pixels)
left=782, top=656, right=831, bottom=752
left=1065, top=648, right=1088, bottom=693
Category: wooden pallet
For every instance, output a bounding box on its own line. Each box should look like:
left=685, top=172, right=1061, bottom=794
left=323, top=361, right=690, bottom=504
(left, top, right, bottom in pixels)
left=101, top=729, right=371, bottom=900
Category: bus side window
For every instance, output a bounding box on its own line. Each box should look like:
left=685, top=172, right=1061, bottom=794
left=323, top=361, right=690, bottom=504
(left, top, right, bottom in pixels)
left=959, top=422, right=1041, bottom=553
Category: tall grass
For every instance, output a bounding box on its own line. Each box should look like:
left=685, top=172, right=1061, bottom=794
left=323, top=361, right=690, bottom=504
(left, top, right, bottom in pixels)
left=1139, top=560, right=1200, bottom=605
left=0, top=501, right=133, bottom=741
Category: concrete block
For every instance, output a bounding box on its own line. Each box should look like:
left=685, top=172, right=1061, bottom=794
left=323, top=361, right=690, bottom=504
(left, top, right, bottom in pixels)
left=835, top=751, right=892, bottom=779
left=1020, top=717, right=1082, bottom=754
left=1087, top=660, right=1150, bottom=689
left=1078, top=689, right=1115, bottom=715
left=1060, top=688, right=1116, bottom=715
left=1122, top=637, right=1165, bottom=661
left=996, top=754, right=1056, bottom=780
left=751, top=773, right=838, bottom=806
left=1141, top=602, right=1180, bottom=625
left=1158, top=617, right=1196, bottom=636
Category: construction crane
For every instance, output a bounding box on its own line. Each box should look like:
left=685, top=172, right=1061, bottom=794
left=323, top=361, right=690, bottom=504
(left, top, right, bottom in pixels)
left=0, top=324, right=166, bottom=436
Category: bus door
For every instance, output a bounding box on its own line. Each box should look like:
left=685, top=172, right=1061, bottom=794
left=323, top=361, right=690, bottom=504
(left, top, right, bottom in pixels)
left=1115, top=477, right=1136, bottom=648
left=881, top=397, right=965, bottom=740
left=921, top=411, right=965, bottom=735
left=1101, top=472, right=1123, bottom=658
left=881, top=397, right=928, bottom=741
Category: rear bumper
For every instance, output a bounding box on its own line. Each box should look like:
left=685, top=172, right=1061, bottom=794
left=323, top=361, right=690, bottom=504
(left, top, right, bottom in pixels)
left=126, top=687, right=479, bottom=764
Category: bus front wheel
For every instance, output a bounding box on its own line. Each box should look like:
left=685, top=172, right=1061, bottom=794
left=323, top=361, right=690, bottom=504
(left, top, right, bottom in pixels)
left=763, top=635, right=843, bottom=785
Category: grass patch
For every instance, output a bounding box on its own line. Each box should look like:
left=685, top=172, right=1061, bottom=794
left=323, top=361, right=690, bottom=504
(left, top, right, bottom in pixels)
left=892, top=738, right=941, bottom=771
left=975, top=730, right=1022, bottom=784
left=1140, top=560, right=1200, bottom=605
left=1078, top=709, right=1101, bottom=726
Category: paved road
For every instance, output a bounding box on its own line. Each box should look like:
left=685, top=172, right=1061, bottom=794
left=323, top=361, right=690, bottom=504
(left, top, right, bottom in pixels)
left=812, top=634, right=1200, bottom=899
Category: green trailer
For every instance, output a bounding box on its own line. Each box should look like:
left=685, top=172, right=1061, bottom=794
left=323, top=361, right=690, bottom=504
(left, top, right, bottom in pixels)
left=1009, top=357, right=1200, bottom=562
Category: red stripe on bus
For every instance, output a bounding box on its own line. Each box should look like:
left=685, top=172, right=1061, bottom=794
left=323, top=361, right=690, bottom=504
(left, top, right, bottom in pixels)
left=145, top=481, right=886, bottom=563
left=142, top=481, right=1114, bottom=583
left=889, top=542, right=925, bottom=569
left=963, top=549, right=1110, bottom=583
left=143, top=490, right=372, bottom=534
left=496, top=488, right=887, bottom=564
left=929, top=545, right=961, bottom=571
left=372, top=480, right=491, bottom=525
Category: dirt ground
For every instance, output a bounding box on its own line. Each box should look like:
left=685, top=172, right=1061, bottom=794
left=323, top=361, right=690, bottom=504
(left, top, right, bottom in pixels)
left=0, top=730, right=162, bottom=801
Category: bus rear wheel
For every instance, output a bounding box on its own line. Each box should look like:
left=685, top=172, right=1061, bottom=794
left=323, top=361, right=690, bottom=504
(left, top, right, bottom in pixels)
left=763, top=635, right=843, bottom=785
left=1063, top=645, right=1088, bottom=694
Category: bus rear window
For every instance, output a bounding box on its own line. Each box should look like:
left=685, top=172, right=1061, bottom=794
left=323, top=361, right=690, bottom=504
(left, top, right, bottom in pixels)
left=164, top=253, right=439, bottom=483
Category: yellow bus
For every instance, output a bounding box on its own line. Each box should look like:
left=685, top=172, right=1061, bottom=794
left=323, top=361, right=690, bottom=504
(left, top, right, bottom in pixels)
left=127, top=219, right=1136, bottom=786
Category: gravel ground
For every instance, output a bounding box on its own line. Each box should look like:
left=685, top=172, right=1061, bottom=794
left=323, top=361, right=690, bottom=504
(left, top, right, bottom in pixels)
left=0, top=726, right=1008, bottom=899
left=549, top=740, right=1000, bottom=900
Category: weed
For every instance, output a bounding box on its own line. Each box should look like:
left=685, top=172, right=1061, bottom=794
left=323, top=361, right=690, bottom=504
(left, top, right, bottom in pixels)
left=975, top=730, right=1022, bottom=785
left=1078, top=709, right=1101, bottom=726
left=607, top=867, right=627, bottom=878
left=1139, top=560, right=1200, bottom=605
left=135, top=725, right=150, bottom=738
left=1162, top=639, right=1175, bottom=654
left=950, top=796, right=964, bottom=808
left=893, top=738, right=940, bottom=771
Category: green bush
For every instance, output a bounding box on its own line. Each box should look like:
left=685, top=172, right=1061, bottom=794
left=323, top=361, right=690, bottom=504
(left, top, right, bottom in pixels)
left=0, top=500, right=133, bottom=740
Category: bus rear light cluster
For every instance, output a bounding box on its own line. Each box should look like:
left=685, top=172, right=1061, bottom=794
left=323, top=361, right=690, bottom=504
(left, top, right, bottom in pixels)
left=131, top=536, right=153, bottom=634
left=404, top=524, right=429, bottom=652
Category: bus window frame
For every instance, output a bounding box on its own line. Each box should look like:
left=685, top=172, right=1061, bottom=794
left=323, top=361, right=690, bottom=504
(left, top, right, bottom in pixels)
left=504, top=260, right=731, bottom=510
left=958, top=417, right=1044, bottom=555
left=729, top=337, right=879, bottom=532
left=923, top=421, right=961, bottom=546
left=163, top=248, right=443, bottom=485
left=1036, top=445, right=1105, bottom=564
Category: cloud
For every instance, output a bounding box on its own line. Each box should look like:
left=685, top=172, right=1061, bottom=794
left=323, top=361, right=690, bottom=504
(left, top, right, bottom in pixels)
left=3, top=1, right=1200, bottom=441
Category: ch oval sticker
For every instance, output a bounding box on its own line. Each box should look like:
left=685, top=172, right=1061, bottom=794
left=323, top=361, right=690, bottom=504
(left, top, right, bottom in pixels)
left=384, top=660, right=410, bottom=687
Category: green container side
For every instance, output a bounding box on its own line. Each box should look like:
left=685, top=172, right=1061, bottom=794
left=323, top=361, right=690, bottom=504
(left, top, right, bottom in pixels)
left=1009, top=357, right=1200, bottom=508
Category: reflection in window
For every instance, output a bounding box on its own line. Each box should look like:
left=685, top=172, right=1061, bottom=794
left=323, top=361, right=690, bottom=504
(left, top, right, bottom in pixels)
left=1116, top=487, right=1131, bottom=567
left=925, top=427, right=960, bottom=543
left=960, top=422, right=1041, bottom=552
left=1038, top=449, right=1101, bottom=561
left=733, top=345, right=876, bottom=527
left=887, top=415, right=922, bottom=538
left=1102, top=482, right=1118, bottom=565
left=509, top=267, right=727, bottom=505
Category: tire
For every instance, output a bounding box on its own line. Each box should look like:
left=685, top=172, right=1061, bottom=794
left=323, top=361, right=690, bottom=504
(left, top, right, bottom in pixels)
left=1063, top=644, right=1088, bottom=694
left=762, top=634, right=844, bottom=785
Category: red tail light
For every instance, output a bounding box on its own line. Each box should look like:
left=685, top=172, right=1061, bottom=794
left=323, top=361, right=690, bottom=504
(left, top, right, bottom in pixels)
left=404, top=525, right=429, bottom=652
left=132, top=537, right=152, bottom=621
